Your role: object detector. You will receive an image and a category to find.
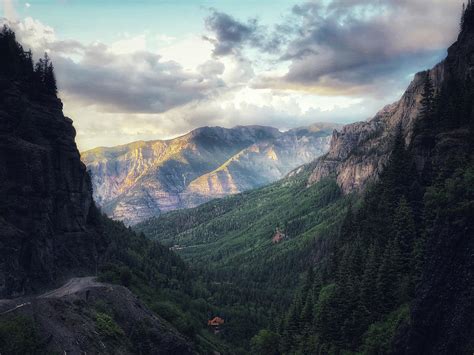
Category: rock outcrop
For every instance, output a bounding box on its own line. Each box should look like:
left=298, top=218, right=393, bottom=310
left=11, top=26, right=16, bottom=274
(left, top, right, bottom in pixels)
left=308, top=63, right=445, bottom=193
left=0, top=78, right=106, bottom=297
left=82, top=124, right=339, bottom=225
left=307, top=12, right=474, bottom=354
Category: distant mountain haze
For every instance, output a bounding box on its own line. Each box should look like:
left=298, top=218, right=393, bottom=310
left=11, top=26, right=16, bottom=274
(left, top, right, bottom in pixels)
left=82, top=123, right=341, bottom=225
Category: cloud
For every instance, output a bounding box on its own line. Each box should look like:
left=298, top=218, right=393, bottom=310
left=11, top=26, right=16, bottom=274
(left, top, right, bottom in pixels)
left=55, top=48, right=226, bottom=113
left=2, top=0, right=16, bottom=20
left=0, top=1, right=465, bottom=151
left=203, top=9, right=283, bottom=57
left=109, top=33, right=147, bottom=55
left=4, top=18, right=226, bottom=114
left=204, top=10, right=260, bottom=56
left=261, top=0, right=463, bottom=95
left=159, top=35, right=214, bottom=70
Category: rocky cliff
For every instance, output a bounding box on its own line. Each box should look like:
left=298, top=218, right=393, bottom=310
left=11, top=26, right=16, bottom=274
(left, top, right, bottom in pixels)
left=308, top=62, right=445, bottom=193
left=0, top=76, right=106, bottom=297
left=0, top=28, right=197, bottom=354
left=83, top=124, right=338, bottom=225
left=307, top=11, right=474, bottom=353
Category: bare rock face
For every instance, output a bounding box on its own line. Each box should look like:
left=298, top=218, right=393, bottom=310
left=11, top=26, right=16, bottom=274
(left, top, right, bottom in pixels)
left=0, top=79, right=106, bottom=297
left=308, top=63, right=446, bottom=193
left=82, top=124, right=338, bottom=225
left=310, top=25, right=474, bottom=194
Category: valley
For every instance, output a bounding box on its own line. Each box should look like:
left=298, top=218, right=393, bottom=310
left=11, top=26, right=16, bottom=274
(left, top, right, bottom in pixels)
left=0, top=2, right=473, bottom=355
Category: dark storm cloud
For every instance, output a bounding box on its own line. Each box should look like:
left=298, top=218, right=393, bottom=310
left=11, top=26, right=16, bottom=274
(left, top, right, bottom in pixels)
left=204, top=9, right=283, bottom=56
left=54, top=46, right=226, bottom=113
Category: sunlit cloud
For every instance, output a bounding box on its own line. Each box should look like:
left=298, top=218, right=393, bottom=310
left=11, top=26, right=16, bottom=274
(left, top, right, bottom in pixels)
left=0, top=0, right=464, bottom=151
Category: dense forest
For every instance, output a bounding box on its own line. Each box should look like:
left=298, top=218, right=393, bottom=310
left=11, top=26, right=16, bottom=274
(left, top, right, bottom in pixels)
left=136, top=157, right=351, bottom=351
left=273, top=31, right=474, bottom=355
left=137, top=4, right=474, bottom=353
left=95, top=215, right=231, bottom=353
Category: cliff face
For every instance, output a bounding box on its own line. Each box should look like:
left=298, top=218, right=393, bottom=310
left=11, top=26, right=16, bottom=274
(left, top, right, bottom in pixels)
left=0, top=31, right=199, bottom=353
left=0, top=78, right=105, bottom=297
left=83, top=124, right=337, bottom=225
left=308, top=63, right=445, bottom=193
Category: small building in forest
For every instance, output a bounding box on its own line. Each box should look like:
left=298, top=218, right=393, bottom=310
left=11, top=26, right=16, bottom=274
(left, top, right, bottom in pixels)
left=272, top=228, right=286, bottom=244
left=208, top=316, right=225, bottom=334
left=208, top=316, right=225, bottom=326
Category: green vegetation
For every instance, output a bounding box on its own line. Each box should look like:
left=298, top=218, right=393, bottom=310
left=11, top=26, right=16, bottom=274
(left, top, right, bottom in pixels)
left=0, top=315, right=44, bottom=354
left=251, top=329, right=281, bottom=355
left=95, top=312, right=125, bottom=339
left=97, top=215, right=228, bottom=353
left=134, top=12, right=474, bottom=350
left=361, top=304, right=410, bottom=354
left=136, top=165, right=351, bottom=350
left=275, top=47, right=474, bottom=353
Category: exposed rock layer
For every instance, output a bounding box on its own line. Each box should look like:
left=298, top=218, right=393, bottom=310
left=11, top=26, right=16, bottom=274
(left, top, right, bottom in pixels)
left=83, top=124, right=339, bottom=225
left=308, top=63, right=445, bottom=193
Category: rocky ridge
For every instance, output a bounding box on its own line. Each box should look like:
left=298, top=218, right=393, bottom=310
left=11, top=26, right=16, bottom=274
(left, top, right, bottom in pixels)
left=308, top=63, right=445, bottom=193
left=83, top=123, right=339, bottom=225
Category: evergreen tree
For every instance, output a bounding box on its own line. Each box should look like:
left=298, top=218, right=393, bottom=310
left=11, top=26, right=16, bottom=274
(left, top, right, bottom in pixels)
left=393, top=197, right=417, bottom=272
left=420, top=73, right=435, bottom=120
left=375, top=240, right=397, bottom=314
left=44, top=61, right=58, bottom=95
left=358, top=244, right=379, bottom=322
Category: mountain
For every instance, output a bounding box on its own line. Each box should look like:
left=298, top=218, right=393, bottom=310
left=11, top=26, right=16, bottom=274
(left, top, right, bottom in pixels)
left=0, top=35, right=105, bottom=297
left=82, top=123, right=339, bottom=225
left=137, top=7, right=474, bottom=353
left=0, top=27, right=222, bottom=354
left=307, top=63, right=445, bottom=193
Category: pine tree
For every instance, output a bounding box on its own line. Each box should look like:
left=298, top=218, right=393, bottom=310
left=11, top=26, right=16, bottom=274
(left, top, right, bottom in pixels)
left=393, top=197, right=417, bottom=271
left=44, top=61, right=58, bottom=95
left=375, top=240, right=397, bottom=314
left=33, top=52, right=58, bottom=96
left=420, top=73, right=435, bottom=121
left=358, top=244, right=379, bottom=321
left=379, top=125, right=410, bottom=206
left=301, top=290, right=314, bottom=327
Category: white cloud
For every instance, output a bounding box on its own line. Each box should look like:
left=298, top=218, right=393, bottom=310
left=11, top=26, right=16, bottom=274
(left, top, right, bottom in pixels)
left=1, top=7, right=415, bottom=151
left=2, top=0, right=16, bottom=20
left=15, top=17, right=56, bottom=51
left=109, top=33, right=147, bottom=55
left=159, top=35, right=214, bottom=71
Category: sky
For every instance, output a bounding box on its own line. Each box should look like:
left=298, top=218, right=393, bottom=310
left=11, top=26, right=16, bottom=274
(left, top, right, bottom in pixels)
left=0, top=0, right=464, bottom=151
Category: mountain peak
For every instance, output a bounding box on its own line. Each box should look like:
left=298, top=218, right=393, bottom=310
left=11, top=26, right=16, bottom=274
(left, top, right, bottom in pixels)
left=307, top=9, right=474, bottom=194
left=82, top=123, right=336, bottom=225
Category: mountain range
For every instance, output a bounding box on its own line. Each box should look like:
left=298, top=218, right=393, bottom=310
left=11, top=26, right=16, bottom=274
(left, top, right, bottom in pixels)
left=136, top=7, right=474, bottom=353
left=82, top=123, right=340, bottom=225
